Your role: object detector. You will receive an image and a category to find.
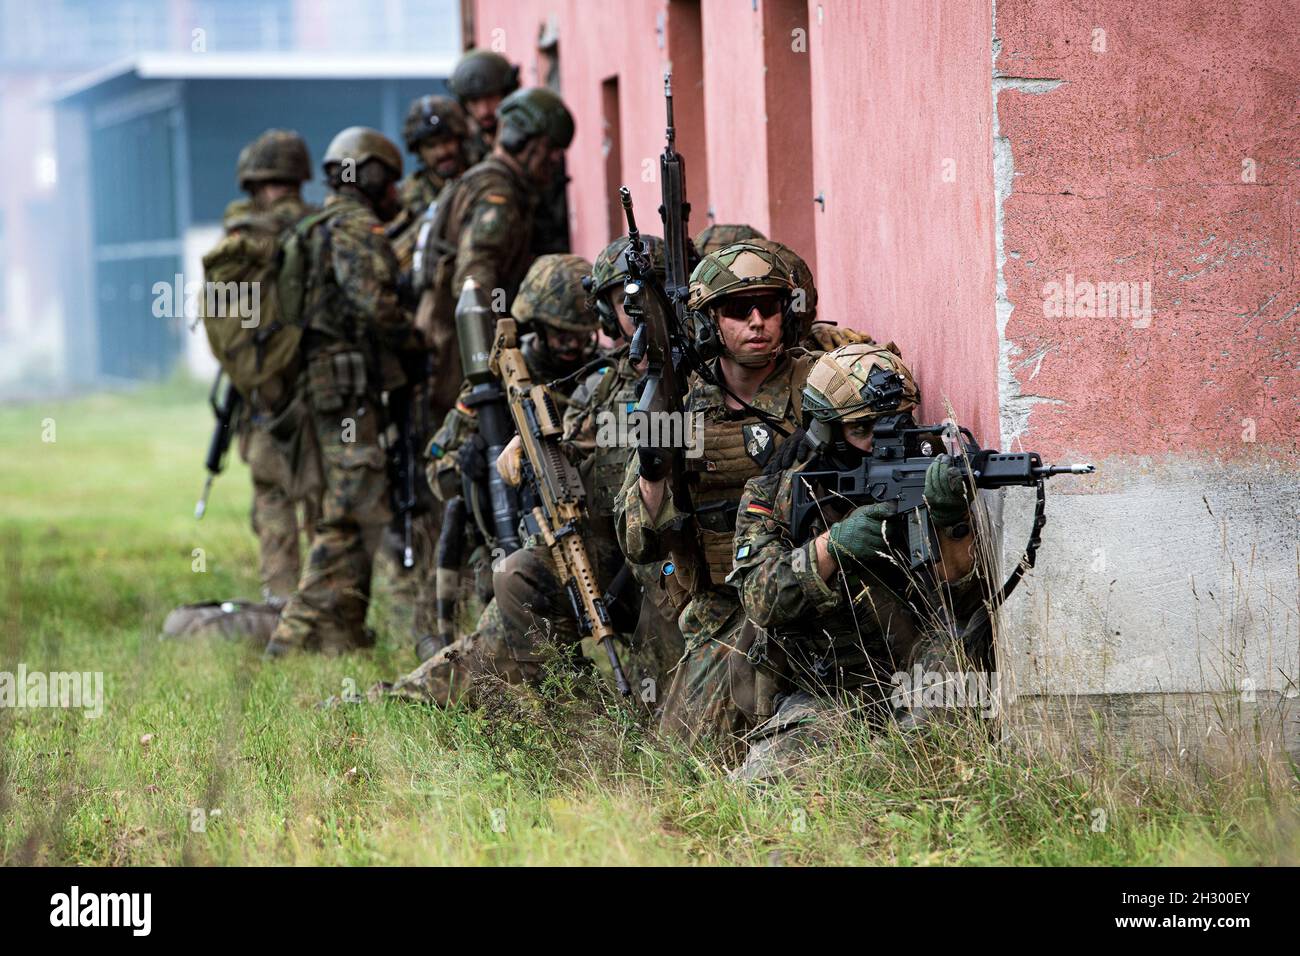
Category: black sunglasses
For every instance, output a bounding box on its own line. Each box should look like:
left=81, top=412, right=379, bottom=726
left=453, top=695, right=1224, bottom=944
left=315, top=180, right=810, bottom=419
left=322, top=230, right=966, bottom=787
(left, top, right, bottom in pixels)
left=714, top=293, right=785, bottom=320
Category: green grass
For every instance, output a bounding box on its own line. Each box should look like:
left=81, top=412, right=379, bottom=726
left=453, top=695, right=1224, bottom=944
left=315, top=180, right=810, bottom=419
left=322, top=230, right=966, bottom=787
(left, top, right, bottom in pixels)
left=1, top=383, right=1297, bottom=865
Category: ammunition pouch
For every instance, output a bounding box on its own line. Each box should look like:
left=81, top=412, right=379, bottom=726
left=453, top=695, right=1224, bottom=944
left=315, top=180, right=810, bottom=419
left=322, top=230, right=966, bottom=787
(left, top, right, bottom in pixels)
left=306, top=349, right=368, bottom=413
left=728, top=620, right=789, bottom=725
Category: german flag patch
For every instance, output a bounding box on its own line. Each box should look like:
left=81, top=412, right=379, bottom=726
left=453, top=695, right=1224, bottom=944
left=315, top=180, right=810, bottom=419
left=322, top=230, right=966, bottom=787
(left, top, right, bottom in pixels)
left=745, top=500, right=774, bottom=518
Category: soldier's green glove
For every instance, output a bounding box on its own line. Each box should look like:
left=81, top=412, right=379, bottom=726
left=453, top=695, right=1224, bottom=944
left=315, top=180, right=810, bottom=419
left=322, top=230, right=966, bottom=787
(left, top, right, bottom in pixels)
left=924, top=454, right=970, bottom=527
left=827, top=502, right=895, bottom=561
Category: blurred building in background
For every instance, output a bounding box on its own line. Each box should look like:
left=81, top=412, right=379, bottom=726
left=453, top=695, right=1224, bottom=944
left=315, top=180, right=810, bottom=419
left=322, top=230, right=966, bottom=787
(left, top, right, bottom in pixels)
left=0, top=0, right=460, bottom=393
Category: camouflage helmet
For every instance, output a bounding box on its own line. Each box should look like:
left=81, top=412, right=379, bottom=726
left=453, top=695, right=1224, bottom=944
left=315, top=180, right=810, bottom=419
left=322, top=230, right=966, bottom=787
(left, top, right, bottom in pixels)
left=448, top=49, right=521, bottom=102
left=802, top=342, right=920, bottom=424
left=322, top=126, right=403, bottom=179
left=750, top=238, right=818, bottom=329
left=236, top=129, right=311, bottom=190
left=403, top=95, right=470, bottom=151
left=694, top=223, right=766, bottom=257
left=497, top=87, right=575, bottom=150
left=687, top=240, right=798, bottom=314
left=590, top=234, right=667, bottom=295
left=512, top=254, right=599, bottom=332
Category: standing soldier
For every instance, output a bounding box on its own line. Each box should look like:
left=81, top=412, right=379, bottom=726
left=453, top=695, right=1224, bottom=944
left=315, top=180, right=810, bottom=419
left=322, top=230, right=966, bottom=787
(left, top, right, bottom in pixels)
left=615, top=241, right=819, bottom=757
left=226, top=129, right=320, bottom=606
left=374, top=95, right=470, bottom=657
left=411, top=85, right=574, bottom=428
left=263, top=127, right=420, bottom=658
left=388, top=95, right=473, bottom=269
left=728, top=343, right=982, bottom=780
left=446, top=49, right=520, bottom=162
left=448, top=48, right=569, bottom=255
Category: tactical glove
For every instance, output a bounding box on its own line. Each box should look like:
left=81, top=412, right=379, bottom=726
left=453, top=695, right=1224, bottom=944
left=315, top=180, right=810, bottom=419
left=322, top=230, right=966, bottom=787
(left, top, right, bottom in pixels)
left=924, top=454, right=970, bottom=528
left=497, top=434, right=524, bottom=487
left=827, top=501, right=895, bottom=561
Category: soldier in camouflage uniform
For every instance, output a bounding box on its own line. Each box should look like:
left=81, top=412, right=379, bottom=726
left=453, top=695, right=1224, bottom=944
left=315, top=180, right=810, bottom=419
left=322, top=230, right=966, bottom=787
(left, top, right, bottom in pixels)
left=448, top=49, right=569, bottom=256
left=263, top=127, right=420, bottom=658
left=410, top=86, right=574, bottom=423
left=558, top=234, right=687, bottom=701
left=388, top=95, right=473, bottom=269
left=447, top=49, right=520, bottom=161
left=615, top=241, right=820, bottom=758
left=372, top=254, right=602, bottom=702
left=226, top=129, right=322, bottom=604
left=728, top=343, right=984, bottom=781
left=398, top=96, right=472, bottom=218
left=695, top=223, right=765, bottom=256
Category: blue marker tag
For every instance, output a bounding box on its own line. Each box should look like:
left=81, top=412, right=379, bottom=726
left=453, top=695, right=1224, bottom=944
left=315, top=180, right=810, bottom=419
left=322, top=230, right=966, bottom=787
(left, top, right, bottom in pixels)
left=663, top=561, right=675, bottom=577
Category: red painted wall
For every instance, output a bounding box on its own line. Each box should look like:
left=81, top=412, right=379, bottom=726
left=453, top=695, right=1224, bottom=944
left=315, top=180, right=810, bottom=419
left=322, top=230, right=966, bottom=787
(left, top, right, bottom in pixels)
left=807, top=0, right=998, bottom=441
left=470, top=1, right=1295, bottom=458
left=997, top=0, right=1299, bottom=458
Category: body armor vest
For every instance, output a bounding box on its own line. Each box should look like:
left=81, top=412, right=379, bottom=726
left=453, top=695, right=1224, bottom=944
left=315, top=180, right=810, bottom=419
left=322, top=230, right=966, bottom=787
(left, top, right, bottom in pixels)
left=587, top=353, right=639, bottom=517
left=683, top=353, right=813, bottom=585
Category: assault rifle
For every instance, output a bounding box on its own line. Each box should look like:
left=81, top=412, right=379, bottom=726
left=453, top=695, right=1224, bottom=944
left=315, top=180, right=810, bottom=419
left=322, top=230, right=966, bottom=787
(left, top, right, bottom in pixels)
left=791, top=410, right=1094, bottom=606
left=490, top=316, right=631, bottom=697
left=386, top=350, right=433, bottom=569
left=195, top=371, right=242, bottom=519
left=618, top=69, right=709, bottom=587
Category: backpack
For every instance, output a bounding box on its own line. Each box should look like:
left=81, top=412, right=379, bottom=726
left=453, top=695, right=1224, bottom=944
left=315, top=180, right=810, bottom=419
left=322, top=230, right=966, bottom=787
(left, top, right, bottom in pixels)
left=201, top=206, right=344, bottom=410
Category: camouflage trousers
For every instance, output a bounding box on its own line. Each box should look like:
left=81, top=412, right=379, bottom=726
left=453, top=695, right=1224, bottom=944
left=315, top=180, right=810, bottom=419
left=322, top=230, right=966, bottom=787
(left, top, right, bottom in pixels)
left=657, top=608, right=753, bottom=762
left=732, top=627, right=975, bottom=782
left=269, top=391, right=390, bottom=655
left=371, top=545, right=684, bottom=706
left=240, top=425, right=320, bottom=603
left=371, top=599, right=533, bottom=705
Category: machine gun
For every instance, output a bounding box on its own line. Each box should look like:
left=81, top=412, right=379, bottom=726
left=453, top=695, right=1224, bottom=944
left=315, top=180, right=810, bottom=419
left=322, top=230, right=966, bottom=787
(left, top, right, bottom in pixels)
left=195, top=371, right=242, bottom=519
left=791, top=411, right=1094, bottom=608
left=490, top=316, right=631, bottom=697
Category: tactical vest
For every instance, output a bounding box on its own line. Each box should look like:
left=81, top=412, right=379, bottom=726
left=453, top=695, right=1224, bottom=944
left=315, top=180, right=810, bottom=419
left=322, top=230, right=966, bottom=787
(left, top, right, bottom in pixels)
left=682, top=353, right=812, bottom=584
left=587, top=353, right=639, bottom=517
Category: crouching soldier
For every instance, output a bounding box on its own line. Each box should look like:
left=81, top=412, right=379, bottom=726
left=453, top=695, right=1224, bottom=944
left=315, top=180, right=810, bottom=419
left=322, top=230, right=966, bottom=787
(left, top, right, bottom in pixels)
left=727, top=343, right=986, bottom=781
left=371, top=254, right=601, bottom=700
left=615, top=241, right=818, bottom=759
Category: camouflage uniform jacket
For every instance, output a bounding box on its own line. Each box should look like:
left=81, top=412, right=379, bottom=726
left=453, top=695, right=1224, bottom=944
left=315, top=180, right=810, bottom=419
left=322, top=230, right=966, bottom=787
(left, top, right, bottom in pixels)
left=728, top=457, right=983, bottom=696
left=560, top=343, right=638, bottom=511
left=615, top=352, right=814, bottom=646
left=397, top=167, right=448, bottom=223
left=302, top=194, right=412, bottom=359
left=437, top=155, right=538, bottom=307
